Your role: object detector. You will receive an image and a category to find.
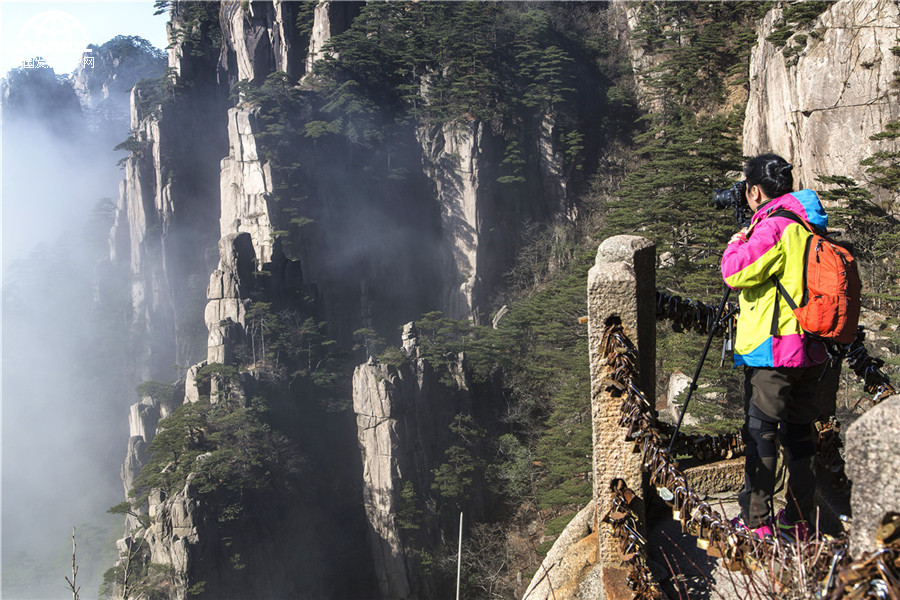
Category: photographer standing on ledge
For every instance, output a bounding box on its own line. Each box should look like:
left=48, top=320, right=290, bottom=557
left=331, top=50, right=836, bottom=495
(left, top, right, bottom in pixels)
left=720, top=153, right=829, bottom=540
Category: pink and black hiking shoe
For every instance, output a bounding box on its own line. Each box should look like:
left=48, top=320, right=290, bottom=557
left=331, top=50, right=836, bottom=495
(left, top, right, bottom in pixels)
left=775, top=509, right=811, bottom=542
left=730, top=514, right=774, bottom=539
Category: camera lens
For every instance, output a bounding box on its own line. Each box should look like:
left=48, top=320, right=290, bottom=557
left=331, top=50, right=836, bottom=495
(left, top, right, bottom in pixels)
left=712, top=180, right=747, bottom=209
left=712, top=188, right=734, bottom=209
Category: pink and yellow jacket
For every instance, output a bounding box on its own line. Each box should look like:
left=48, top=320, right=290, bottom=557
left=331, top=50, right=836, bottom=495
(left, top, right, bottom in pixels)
left=721, top=189, right=829, bottom=368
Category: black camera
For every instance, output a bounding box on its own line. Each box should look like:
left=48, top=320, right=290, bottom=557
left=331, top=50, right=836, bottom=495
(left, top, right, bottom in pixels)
left=713, top=180, right=747, bottom=210
left=713, top=180, right=751, bottom=227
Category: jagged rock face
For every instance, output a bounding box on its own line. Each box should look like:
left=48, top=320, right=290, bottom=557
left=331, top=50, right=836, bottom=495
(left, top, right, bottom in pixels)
left=129, top=397, right=163, bottom=444
left=418, top=120, right=500, bottom=322
left=108, top=100, right=179, bottom=381
left=71, top=37, right=166, bottom=133
left=217, top=0, right=362, bottom=87
left=353, top=340, right=478, bottom=599
left=417, top=116, right=573, bottom=323
left=115, top=102, right=167, bottom=269
left=108, top=18, right=227, bottom=380
left=219, top=107, right=278, bottom=263
left=126, top=368, right=378, bottom=599
left=205, top=232, right=255, bottom=363
left=608, top=1, right=667, bottom=113
left=352, top=325, right=503, bottom=599
left=121, top=389, right=178, bottom=531
left=167, top=2, right=223, bottom=85
left=538, top=112, right=575, bottom=222
left=144, top=485, right=200, bottom=599
left=353, top=361, right=416, bottom=599
left=218, top=1, right=302, bottom=84
left=121, top=437, right=148, bottom=533
left=305, top=1, right=363, bottom=74
left=218, top=6, right=572, bottom=331
left=744, top=0, right=900, bottom=196
left=106, top=1, right=227, bottom=383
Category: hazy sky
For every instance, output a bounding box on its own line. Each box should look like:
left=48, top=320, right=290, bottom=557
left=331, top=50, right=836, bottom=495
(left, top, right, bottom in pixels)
left=1, top=1, right=169, bottom=270
left=0, top=0, right=169, bottom=76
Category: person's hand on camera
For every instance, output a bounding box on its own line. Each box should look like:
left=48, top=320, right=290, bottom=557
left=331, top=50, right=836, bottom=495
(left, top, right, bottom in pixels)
left=729, top=228, right=748, bottom=245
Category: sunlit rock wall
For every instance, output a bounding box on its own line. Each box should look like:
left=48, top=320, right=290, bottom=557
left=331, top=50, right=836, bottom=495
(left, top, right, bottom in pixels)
left=204, top=232, right=255, bottom=364
left=305, top=1, right=363, bottom=74
left=538, top=112, right=575, bottom=222
left=108, top=1, right=226, bottom=381
left=608, top=1, right=668, bottom=113
left=353, top=326, right=484, bottom=599
left=417, top=120, right=501, bottom=322
left=108, top=96, right=178, bottom=382
left=219, top=108, right=277, bottom=264
left=744, top=0, right=900, bottom=199
left=219, top=0, right=302, bottom=83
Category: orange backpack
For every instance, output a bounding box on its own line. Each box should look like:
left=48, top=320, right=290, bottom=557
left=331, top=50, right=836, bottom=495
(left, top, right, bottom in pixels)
left=770, top=210, right=862, bottom=345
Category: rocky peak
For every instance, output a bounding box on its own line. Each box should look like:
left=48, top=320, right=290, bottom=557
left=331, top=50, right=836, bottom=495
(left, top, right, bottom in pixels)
left=71, top=36, right=166, bottom=133
left=417, top=119, right=499, bottom=322
left=166, top=1, right=223, bottom=87
left=401, top=322, right=419, bottom=357
left=608, top=1, right=675, bottom=114
left=104, top=0, right=228, bottom=381
left=1, top=65, right=85, bottom=136
left=219, top=106, right=278, bottom=263
left=352, top=326, right=493, bottom=597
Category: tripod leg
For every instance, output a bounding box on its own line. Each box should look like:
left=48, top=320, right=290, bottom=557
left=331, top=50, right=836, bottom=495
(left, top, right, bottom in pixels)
left=668, top=286, right=732, bottom=453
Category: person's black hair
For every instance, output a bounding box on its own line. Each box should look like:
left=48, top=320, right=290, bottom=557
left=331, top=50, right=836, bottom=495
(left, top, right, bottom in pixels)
left=743, top=153, right=793, bottom=199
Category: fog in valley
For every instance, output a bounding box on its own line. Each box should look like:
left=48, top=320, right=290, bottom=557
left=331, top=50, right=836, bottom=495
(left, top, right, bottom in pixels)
left=2, top=41, right=164, bottom=598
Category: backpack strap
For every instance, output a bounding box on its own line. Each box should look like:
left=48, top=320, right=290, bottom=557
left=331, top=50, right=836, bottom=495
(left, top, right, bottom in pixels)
left=769, top=275, right=798, bottom=337
left=768, top=208, right=821, bottom=234
left=764, top=210, right=807, bottom=336
left=771, top=276, right=798, bottom=311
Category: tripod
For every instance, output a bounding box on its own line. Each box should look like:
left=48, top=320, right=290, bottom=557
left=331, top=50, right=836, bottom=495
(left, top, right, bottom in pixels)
left=668, top=285, right=733, bottom=452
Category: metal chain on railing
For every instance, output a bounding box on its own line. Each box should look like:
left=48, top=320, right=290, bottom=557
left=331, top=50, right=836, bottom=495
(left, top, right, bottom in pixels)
left=656, top=291, right=896, bottom=406
left=603, top=479, right=664, bottom=599
left=602, top=324, right=774, bottom=572
left=815, top=417, right=849, bottom=490
left=654, top=290, right=744, bottom=461
left=601, top=322, right=900, bottom=598
left=663, top=426, right=745, bottom=462
left=656, top=291, right=738, bottom=336
left=845, top=329, right=897, bottom=406
left=826, top=513, right=900, bottom=600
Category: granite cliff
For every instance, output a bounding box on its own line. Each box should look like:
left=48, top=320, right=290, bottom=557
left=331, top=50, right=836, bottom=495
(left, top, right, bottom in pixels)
left=743, top=0, right=900, bottom=196
left=111, top=2, right=582, bottom=598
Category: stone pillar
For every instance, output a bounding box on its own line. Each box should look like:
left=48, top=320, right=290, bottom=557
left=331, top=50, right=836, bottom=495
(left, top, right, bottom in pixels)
left=845, top=395, right=900, bottom=556
left=588, top=235, right=655, bottom=570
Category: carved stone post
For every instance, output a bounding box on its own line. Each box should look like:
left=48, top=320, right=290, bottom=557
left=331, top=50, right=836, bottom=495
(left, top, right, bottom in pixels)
left=588, top=235, right=656, bottom=571
left=845, top=395, right=900, bottom=556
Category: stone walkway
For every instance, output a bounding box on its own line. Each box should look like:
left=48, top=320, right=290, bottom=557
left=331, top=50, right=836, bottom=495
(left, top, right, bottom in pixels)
left=647, top=490, right=758, bottom=600
left=645, top=462, right=851, bottom=600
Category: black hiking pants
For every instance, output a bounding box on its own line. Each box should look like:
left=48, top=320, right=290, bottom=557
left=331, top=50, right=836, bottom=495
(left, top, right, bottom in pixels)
left=739, top=364, right=825, bottom=528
